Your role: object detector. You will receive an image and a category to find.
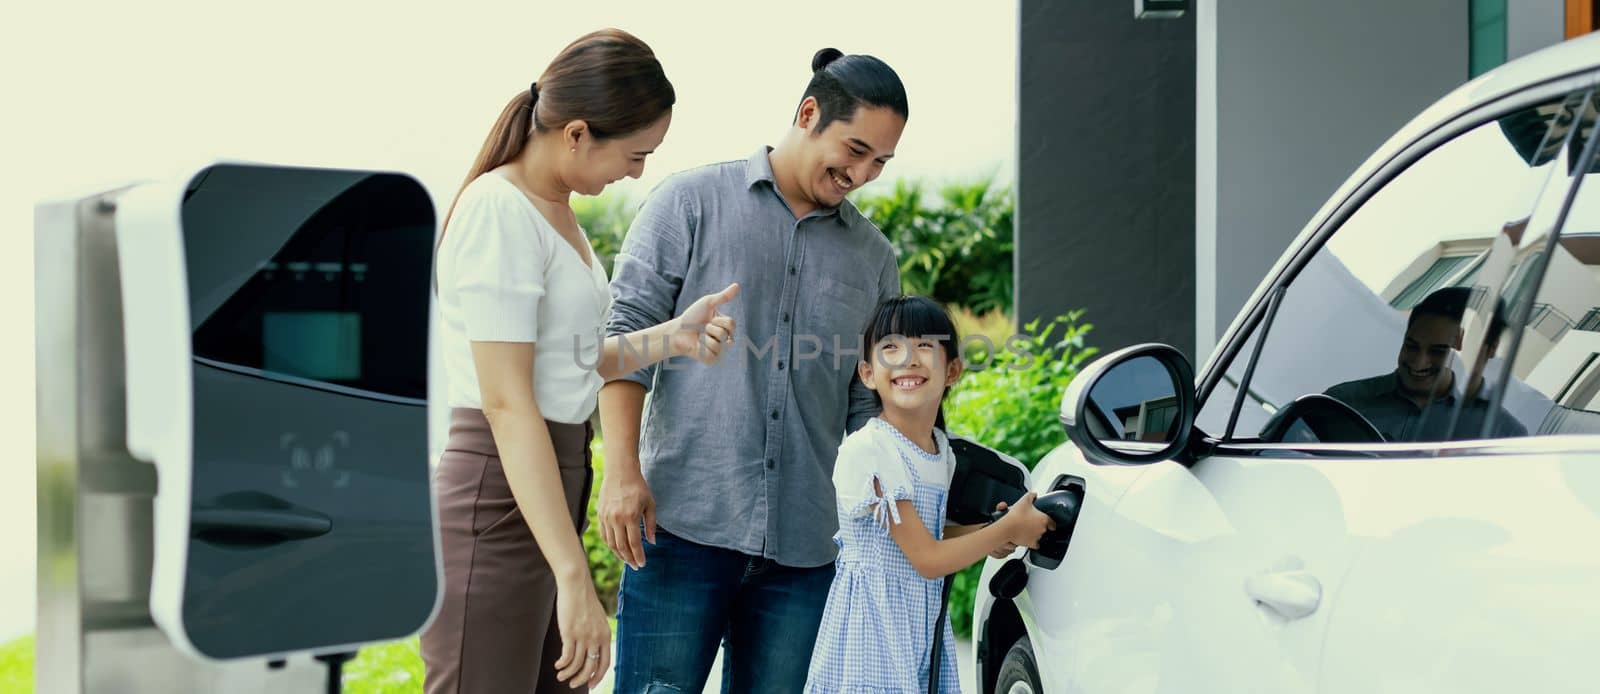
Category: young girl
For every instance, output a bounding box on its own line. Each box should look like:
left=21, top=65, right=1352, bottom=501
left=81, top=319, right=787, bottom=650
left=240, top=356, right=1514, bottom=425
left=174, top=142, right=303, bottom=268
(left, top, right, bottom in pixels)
left=805, top=296, right=1054, bottom=693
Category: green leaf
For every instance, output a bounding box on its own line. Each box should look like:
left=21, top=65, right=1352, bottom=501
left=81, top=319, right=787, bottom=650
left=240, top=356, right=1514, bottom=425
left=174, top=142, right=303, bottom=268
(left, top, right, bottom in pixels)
left=0, top=634, right=33, bottom=694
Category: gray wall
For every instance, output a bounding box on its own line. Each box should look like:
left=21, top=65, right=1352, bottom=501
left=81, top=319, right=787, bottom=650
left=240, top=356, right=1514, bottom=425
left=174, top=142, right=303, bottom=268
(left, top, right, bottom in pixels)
left=1196, top=0, right=1467, bottom=360
left=1016, top=0, right=1197, bottom=359
left=1508, top=0, right=1566, bottom=61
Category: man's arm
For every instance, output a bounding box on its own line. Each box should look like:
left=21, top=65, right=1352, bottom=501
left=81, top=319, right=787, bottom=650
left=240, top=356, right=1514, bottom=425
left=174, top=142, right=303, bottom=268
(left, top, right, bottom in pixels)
left=605, top=185, right=695, bottom=388
left=597, top=381, right=652, bottom=568
left=598, top=184, right=695, bottom=569
left=845, top=249, right=900, bottom=434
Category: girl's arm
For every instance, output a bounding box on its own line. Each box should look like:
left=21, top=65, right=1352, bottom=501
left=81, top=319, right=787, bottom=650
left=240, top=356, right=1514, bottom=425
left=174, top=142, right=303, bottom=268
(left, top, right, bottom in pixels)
left=942, top=524, right=985, bottom=539
left=944, top=501, right=1010, bottom=538
left=597, top=283, right=740, bottom=381
left=885, top=489, right=1051, bottom=579
left=945, top=504, right=1019, bottom=558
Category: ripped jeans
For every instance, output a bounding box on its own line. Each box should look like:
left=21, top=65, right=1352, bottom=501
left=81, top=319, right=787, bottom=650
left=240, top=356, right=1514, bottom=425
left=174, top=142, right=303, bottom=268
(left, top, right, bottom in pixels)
left=612, top=529, right=835, bottom=693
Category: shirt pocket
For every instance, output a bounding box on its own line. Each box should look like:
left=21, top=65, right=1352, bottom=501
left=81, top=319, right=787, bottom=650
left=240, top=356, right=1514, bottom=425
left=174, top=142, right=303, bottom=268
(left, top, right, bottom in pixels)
left=805, top=278, right=875, bottom=358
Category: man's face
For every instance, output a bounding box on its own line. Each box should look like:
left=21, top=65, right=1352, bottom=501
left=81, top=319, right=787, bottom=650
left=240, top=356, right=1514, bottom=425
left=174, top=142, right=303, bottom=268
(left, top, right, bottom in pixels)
left=795, top=100, right=905, bottom=208
left=1397, top=313, right=1461, bottom=397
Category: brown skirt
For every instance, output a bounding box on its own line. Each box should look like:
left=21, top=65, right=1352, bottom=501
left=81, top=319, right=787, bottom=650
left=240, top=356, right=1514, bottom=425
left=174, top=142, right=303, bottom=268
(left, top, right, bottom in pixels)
left=420, top=408, right=595, bottom=694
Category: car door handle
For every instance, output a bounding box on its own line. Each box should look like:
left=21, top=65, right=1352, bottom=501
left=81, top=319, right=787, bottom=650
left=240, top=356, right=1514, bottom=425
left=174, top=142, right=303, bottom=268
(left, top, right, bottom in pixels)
left=1245, top=569, right=1322, bottom=620
left=191, top=507, right=333, bottom=546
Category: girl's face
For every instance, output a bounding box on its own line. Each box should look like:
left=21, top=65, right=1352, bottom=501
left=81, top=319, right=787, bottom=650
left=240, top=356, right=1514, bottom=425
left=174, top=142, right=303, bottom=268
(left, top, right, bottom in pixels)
left=859, top=335, right=963, bottom=418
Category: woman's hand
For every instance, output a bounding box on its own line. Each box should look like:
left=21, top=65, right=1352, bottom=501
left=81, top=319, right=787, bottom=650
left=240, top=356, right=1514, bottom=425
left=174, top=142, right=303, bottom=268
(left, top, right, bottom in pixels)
left=553, top=576, right=612, bottom=689
left=999, top=492, right=1054, bottom=550
left=669, top=283, right=739, bottom=364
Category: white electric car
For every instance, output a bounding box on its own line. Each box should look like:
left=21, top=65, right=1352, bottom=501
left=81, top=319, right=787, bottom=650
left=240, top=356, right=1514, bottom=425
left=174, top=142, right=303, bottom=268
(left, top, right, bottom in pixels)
left=973, top=32, right=1600, bottom=694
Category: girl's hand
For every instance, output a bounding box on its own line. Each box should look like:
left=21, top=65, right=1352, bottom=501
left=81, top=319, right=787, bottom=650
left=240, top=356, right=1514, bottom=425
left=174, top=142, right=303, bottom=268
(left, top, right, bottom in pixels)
left=670, top=283, right=740, bottom=364
left=989, top=501, right=1019, bottom=558
left=1000, top=492, right=1054, bottom=549
left=553, top=579, right=611, bottom=689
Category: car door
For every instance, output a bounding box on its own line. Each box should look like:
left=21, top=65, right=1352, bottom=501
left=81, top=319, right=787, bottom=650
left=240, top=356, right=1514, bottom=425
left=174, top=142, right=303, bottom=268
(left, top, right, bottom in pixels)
left=1317, top=88, right=1600, bottom=694
left=1056, top=84, right=1586, bottom=694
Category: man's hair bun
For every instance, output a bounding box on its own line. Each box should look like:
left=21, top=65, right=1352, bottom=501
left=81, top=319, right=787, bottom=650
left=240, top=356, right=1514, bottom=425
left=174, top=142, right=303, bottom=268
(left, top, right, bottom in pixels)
left=812, top=48, right=844, bottom=72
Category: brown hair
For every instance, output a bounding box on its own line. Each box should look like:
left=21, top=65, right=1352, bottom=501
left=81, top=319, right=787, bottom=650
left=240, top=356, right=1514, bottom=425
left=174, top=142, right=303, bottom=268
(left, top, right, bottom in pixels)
left=440, top=28, right=675, bottom=234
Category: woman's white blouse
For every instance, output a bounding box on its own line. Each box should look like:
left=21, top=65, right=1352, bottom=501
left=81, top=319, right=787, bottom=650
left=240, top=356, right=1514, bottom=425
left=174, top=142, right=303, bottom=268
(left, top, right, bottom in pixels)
left=435, top=173, right=612, bottom=423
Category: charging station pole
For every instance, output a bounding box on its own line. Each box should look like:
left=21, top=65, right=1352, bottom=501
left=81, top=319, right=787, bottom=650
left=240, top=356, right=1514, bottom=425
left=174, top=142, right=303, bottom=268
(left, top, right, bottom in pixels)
left=36, top=190, right=325, bottom=693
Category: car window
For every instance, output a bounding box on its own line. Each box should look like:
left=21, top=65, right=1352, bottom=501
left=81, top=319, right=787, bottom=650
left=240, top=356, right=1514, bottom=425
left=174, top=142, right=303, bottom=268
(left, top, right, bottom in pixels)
left=1198, top=91, right=1590, bottom=444
left=1480, top=91, right=1600, bottom=437
left=1196, top=322, right=1262, bottom=435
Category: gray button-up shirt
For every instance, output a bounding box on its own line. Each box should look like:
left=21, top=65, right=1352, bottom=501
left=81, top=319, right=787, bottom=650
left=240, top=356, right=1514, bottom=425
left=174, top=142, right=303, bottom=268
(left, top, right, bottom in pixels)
left=606, top=147, right=899, bottom=567
left=1324, top=371, right=1529, bottom=442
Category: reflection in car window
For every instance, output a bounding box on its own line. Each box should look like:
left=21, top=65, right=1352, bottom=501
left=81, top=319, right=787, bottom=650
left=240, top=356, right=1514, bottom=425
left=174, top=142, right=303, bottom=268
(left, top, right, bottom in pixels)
left=1495, top=92, right=1600, bottom=437
left=1204, top=93, right=1588, bottom=444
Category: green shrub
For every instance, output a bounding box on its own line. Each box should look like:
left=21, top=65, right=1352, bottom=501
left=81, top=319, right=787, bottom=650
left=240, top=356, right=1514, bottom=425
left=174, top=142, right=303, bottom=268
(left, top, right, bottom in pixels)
left=941, top=312, right=1097, bottom=639
left=584, top=439, right=623, bottom=614
left=950, top=305, right=1014, bottom=349
left=0, top=634, right=33, bottom=693
left=344, top=638, right=424, bottom=693
left=949, top=311, right=1096, bottom=470
left=573, top=195, right=636, bottom=278
left=855, top=180, right=1015, bottom=315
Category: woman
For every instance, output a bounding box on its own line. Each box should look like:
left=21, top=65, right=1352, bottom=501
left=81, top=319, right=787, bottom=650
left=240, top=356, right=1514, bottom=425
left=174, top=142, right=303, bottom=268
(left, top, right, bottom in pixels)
left=423, top=29, right=738, bottom=693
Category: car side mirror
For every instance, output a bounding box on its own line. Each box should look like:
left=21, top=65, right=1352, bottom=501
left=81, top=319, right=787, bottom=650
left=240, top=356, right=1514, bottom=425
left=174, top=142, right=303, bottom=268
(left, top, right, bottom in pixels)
left=1060, top=343, right=1196, bottom=465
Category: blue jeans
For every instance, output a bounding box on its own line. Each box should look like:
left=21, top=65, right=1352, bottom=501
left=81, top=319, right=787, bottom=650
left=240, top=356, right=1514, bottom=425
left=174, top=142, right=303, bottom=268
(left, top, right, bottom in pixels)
left=613, top=529, right=835, bottom=693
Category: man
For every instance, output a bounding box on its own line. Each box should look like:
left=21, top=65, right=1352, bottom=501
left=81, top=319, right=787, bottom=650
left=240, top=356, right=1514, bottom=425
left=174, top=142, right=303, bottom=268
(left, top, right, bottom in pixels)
left=1326, top=286, right=1528, bottom=442
left=598, top=48, right=908, bottom=692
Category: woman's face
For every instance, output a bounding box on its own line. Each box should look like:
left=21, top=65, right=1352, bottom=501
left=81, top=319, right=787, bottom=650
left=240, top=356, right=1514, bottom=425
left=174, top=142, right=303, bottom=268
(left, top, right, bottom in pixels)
left=567, top=110, right=672, bottom=196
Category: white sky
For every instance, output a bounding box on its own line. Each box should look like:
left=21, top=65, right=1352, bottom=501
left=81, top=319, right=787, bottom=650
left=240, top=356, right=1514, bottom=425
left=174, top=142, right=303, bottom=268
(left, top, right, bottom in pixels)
left=0, top=1, right=1017, bottom=639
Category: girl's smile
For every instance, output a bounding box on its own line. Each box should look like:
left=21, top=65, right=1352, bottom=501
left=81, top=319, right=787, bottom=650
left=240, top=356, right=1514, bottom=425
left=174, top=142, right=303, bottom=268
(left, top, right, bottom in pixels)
left=890, top=375, right=929, bottom=391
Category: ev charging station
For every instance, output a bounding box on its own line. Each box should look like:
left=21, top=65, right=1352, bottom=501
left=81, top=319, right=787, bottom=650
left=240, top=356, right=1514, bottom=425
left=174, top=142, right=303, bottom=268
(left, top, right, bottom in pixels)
left=36, top=162, right=442, bottom=692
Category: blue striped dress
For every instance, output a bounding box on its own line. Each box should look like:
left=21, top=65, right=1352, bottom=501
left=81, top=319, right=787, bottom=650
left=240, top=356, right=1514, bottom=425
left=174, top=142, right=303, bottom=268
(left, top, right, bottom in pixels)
left=804, top=417, right=961, bottom=693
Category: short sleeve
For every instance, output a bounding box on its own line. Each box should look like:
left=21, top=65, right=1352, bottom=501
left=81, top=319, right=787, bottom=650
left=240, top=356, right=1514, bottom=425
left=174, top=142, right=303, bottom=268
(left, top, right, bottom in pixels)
left=447, top=184, right=547, bottom=343
left=832, top=425, right=914, bottom=528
